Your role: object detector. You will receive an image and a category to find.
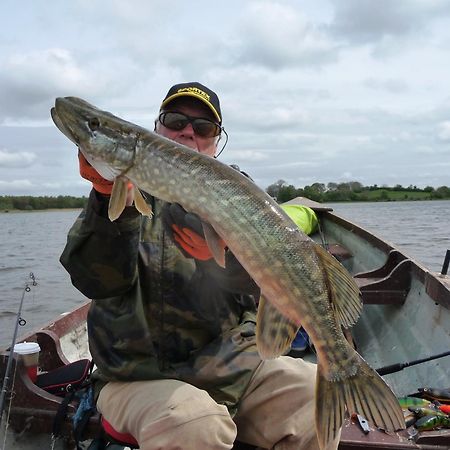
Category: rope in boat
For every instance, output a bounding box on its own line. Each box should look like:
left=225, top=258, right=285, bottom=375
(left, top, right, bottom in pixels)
left=316, top=216, right=329, bottom=251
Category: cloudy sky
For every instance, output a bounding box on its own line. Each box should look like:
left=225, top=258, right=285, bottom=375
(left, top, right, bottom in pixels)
left=1, top=0, right=449, bottom=196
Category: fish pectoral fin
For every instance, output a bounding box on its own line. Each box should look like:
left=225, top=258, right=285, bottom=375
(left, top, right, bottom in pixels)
left=313, top=244, right=362, bottom=328
left=201, top=221, right=226, bottom=268
left=256, top=295, right=300, bottom=359
left=315, top=352, right=405, bottom=450
left=108, top=177, right=129, bottom=221
left=133, top=186, right=153, bottom=217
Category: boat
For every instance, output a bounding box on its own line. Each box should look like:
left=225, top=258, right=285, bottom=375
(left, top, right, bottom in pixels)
left=1, top=197, right=450, bottom=450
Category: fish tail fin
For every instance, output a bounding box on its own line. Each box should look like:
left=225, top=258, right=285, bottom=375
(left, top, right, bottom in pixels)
left=316, top=353, right=405, bottom=450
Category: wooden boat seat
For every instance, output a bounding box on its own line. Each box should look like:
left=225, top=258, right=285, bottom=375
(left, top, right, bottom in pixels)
left=353, top=250, right=412, bottom=305
left=327, top=243, right=353, bottom=263
left=0, top=329, right=100, bottom=443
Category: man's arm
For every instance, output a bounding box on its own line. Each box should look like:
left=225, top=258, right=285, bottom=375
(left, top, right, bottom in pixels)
left=195, top=252, right=260, bottom=298
left=162, top=202, right=260, bottom=298
left=60, top=162, right=142, bottom=299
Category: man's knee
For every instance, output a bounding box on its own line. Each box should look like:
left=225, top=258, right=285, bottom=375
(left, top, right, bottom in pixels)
left=159, top=387, right=235, bottom=431
left=138, top=389, right=236, bottom=449
left=99, top=380, right=236, bottom=449
left=234, top=357, right=319, bottom=449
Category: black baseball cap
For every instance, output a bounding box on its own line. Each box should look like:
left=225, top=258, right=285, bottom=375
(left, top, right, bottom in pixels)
left=160, top=82, right=222, bottom=123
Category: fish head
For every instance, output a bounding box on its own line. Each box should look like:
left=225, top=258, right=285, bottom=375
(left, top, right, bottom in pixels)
left=51, top=97, right=144, bottom=179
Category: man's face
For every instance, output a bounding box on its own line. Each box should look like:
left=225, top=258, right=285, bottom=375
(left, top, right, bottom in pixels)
left=155, top=98, right=220, bottom=157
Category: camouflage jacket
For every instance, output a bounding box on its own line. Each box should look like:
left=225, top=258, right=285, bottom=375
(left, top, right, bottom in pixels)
left=60, top=190, right=263, bottom=415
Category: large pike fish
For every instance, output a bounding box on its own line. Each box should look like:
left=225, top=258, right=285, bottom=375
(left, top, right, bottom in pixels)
left=51, top=97, right=405, bottom=449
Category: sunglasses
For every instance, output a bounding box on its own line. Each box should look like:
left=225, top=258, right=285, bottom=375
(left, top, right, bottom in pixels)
left=158, top=111, right=222, bottom=138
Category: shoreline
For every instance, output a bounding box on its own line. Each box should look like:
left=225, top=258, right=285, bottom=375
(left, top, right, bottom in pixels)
left=3, top=197, right=450, bottom=214
left=1, top=208, right=83, bottom=214
left=2, top=196, right=449, bottom=214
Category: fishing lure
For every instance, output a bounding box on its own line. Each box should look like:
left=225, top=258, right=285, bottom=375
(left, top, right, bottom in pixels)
left=439, top=404, right=450, bottom=414
left=418, top=387, right=450, bottom=403
left=398, top=396, right=432, bottom=409
left=408, top=407, right=446, bottom=418
left=403, top=410, right=417, bottom=428
left=415, top=414, right=450, bottom=431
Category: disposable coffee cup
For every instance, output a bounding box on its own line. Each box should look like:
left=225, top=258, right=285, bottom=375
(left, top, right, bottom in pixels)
left=13, top=342, right=41, bottom=383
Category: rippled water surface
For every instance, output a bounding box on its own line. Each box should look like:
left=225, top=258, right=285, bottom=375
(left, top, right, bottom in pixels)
left=0, top=210, right=86, bottom=347
left=0, top=201, right=449, bottom=347
left=329, top=200, right=450, bottom=273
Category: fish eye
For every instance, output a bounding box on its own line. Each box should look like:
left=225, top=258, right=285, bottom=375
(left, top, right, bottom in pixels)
left=88, top=117, right=100, bottom=131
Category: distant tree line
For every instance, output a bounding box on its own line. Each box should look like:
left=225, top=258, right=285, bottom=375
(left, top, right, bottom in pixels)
left=2, top=182, right=450, bottom=211
left=0, top=196, right=88, bottom=211
left=266, top=180, right=450, bottom=203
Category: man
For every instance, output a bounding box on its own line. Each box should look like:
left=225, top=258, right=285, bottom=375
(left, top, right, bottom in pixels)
left=61, top=82, right=328, bottom=450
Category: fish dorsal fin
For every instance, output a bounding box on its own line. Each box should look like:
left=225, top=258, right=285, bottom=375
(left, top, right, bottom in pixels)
left=201, top=221, right=226, bottom=268
left=133, top=187, right=153, bottom=217
left=256, top=295, right=300, bottom=359
left=313, top=244, right=362, bottom=328
left=108, top=177, right=129, bottom=221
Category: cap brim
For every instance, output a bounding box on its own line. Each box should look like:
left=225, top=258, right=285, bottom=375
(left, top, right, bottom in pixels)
left=161, top=92, right=221, bottom=123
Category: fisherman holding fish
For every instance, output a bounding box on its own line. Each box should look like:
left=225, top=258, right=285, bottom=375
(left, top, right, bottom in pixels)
left=60, top=82, right=329, bottom=450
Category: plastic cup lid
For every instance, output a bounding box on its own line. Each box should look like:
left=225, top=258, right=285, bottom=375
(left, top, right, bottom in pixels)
left=13, top=342, right=41, bottom=355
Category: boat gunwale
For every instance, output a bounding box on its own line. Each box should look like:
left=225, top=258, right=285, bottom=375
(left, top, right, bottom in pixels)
left=319, top=209, right=450, bottom=309
left=0, top=300, right=90, bottom=354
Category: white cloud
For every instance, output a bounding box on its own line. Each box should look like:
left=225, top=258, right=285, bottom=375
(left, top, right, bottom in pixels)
left=437, top=121, right=450, bottom=141
left=0, top=48, right=91, bottom=121
left=363, top=77, right=409, bottom=94
left=329, top=0, right=450, bottom=44
left=0, top=149, right=36, bottom=168
left=235, top=1, right=338, bottom=69
left=226, top=150, right=269, bottom=162
left=0, top=48, right=138, bottom=122
left=0, top=179, right=34, bottom=190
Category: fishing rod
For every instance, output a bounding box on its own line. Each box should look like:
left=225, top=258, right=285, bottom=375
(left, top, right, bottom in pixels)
left=376, top=350, right=450, bottom=376
left=0, top=272, right=37, bottom=423
left=441, top=249, right=450, bottom=276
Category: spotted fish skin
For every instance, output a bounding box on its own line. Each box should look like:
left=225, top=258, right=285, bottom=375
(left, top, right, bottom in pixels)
left=51, top=97, right=405, bottom=450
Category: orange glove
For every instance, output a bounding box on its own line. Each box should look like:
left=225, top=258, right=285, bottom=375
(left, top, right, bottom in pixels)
left=78, top=151, right=114, bottom=195
left=162, top=203, right=225, bottom=261
left=172, top=224, right=216, bottom=260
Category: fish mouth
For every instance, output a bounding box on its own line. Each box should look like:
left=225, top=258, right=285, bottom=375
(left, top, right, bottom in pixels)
left=51, top=105, right=79, bottom=145
left=51, top=98, right=122, bottom=181
left=51, top=97, right=95, bottom=145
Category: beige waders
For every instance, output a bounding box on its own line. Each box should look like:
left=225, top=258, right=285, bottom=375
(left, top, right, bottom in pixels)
left=97, top=356, right=339, bottom=450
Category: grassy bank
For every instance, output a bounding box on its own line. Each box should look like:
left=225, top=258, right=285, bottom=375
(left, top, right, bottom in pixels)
left=2, top=185, right=450, bottom=212
left=0, top=195, right=88, bottom=212
left=268, top=181, right=450, bottom=203
left=351, top=190, right=432, bottom=201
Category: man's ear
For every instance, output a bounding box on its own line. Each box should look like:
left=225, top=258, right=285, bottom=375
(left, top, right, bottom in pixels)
left=213, top=135, right=221, bottom=158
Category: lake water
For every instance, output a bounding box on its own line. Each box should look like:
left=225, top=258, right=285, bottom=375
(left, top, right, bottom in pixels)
left=329, top=200, right=450, bottom=272
left=0, top=200, right=449, bottom=347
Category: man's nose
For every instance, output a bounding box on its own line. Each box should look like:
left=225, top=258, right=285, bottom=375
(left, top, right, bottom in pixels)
left=180, top=122, right=195, bottom=137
